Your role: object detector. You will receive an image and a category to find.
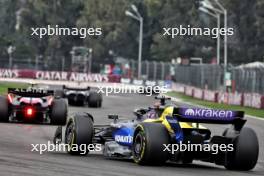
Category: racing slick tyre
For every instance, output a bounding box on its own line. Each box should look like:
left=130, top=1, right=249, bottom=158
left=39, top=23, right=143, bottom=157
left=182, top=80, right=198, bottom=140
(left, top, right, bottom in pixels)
left=132, top=123, right=169, bottom=165
left=50, top=99, right=67, bottom=125
left=88, top=92, right=102, bottom=108
left=0, top=96, right=9, bottom=122
left=65, top=113, right=94, bottom=155
left=224, top=127, right=259, bottom=171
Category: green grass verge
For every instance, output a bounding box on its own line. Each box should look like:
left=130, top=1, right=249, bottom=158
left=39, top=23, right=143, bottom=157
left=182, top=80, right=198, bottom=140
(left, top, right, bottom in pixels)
left=0, top=82, right=27, bottom=95
left=166, top=91, right=264, bottom=118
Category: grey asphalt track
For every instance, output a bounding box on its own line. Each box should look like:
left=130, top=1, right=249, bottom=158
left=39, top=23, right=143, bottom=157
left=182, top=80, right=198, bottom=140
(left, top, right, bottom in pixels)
left=0, top=93, right=263, bottom=176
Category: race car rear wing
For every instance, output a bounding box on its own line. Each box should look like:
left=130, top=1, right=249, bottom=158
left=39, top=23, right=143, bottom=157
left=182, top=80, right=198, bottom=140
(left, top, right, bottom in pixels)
left=173, top=107, right=246, bottom=131
left=8, top=88, right=54, bottom=97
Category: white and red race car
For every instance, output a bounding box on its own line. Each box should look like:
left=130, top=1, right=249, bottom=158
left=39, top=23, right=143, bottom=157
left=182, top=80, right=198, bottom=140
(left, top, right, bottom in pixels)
left=0, top=87, right=67, bottom=125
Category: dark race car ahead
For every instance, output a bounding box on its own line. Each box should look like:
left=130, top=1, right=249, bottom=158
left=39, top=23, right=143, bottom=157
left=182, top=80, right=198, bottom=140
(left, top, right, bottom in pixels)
left=57, top=85, right=102, bottom=108
left=0, top=88, right=67, bottom=125
left=54, top=96, right=259, bottom=171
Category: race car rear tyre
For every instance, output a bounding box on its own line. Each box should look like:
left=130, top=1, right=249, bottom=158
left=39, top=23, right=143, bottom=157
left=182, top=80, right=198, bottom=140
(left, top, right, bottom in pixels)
left=224, top=127, right=259, bottom=171
left=132, top=123, right=169, bottom=165
left=88, top=92, right=102, bottom=108
left=0, top=96, right=9, bottom=122
left=65, top=114, right=94, bottom=155
left=51, top=99, right=67, bottom=125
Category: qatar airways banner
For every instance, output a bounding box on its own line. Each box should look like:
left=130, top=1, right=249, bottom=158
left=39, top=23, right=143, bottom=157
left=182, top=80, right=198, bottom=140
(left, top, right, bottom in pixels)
left=35, top=71, right=109, bottom=82
left=0, top=69, right=115, bottom=82
left=0, top=69, right=19, bottom=78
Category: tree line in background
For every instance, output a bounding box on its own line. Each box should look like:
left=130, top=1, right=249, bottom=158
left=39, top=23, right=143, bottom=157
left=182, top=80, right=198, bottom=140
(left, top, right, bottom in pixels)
left=0, top=0, right=263, bottom=65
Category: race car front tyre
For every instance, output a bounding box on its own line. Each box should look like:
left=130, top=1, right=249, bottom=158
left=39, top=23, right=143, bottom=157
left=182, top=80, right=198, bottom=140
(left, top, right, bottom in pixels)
left=51, top=99, right=67, bottom=125
left=132, top=123, right=169, bottom=165
left=224, top=127, right=259, bottom=171
left=65, top=114, right=94, bottom=155
left=88, top=92, right=102, bottom=108
left=0, top=96, right=9, bottom=122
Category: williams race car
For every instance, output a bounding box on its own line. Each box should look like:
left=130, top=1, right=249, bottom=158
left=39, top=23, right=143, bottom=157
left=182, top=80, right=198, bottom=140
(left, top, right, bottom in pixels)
left=57, top=85, right=102, bottom=107
left=54, top=96, right=259, bottom=171
left=0, top=87, right=67, bottom=125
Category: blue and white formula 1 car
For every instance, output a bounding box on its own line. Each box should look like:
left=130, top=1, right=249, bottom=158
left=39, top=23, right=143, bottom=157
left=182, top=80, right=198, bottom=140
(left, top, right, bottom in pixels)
left=54, top=97, right=259, bottom=170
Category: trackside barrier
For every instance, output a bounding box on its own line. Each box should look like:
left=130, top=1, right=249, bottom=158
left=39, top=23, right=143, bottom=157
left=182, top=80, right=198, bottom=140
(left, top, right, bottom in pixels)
left=0, top=68, right=169, bottom=88
left=1, top=68, right=263, bottom=109
left=184, top=86, right=193, bottom=96
left=243, top=93, right=252, bottom=107
left=171, top=83, right=264, bottom=109
left=262, top=96, right=264, bottom=109
left=227, top=93, right=243, bottom=106
left=252, top=93, right=263, bottom=109
left=171, top=83, right=184, bottom=93
left=0, top=69, right=172, bottom=96
left=193, top=88, right=203, bottom=99
left=243, top=93, right=264, bottom=109
left=204, top=90, right=217, bottom=102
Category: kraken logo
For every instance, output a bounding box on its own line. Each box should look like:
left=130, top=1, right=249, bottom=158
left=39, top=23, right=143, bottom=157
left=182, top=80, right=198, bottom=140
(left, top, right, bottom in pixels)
left=185, top=109, right=195, bottom=116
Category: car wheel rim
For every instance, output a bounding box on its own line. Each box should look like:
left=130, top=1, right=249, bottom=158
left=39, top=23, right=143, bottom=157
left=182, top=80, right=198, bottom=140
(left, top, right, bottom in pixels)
left=66, top=122, right=74, bottom=145
left=133, top=132, right=144, bottom=160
